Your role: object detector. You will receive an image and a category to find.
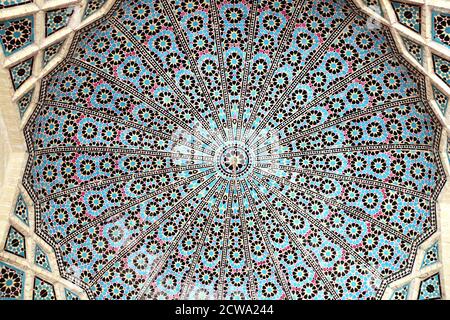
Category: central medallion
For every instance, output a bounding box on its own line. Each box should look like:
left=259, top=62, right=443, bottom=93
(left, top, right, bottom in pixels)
left=215, top=141, right=255, bottom=180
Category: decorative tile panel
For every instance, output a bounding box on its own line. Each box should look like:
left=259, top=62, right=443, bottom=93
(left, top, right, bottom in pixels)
left=83, top=0, right=108, bottom=20
left=45, top=7, right=74, bottom=36
left=432, top=85, right=448, bottom=116
left=418, top=273, right=441, bottom=300
left=4, top=226, right=26, bottom=258
left=402, top=36, right=423, bottom=65
left=421, top=242, right=439, bottom=269
left=433, top=54, right=450, bottom=86
left=0, top=16, right=33, bottom=56
left=65, top=288, right=80, bottom=300
left=34, top=244, right=52, bottom=272
left=32, top=277, right=56, bottom=300
left=0, top=262, right=25, bottom=300
left=13, top=193, right=29, bottom=225
left=391, top=1, right=421, bottom=33
left=432, top=11, right=450, bottom=49
left=390, top=284, right=409, bottom=300
left=43, top=40, right=64, bottom=67
left=9, top=57, right=33, bottom=90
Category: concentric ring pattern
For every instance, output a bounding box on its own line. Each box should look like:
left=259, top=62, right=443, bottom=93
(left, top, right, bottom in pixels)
left=23, top=0, right=446, bottom=300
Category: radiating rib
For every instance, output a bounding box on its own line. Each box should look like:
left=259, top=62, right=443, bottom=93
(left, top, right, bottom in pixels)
left=89, top=175, right=221, bottom=287
left=209, top=0, right=233, bottom=134
left=68, top=58, right=219, bottom=150
left=250, top=174, right=385, bottom=280
left=254, top=168, right=412, bottom=244
left=243, top=11, right=357, bottom=144
left=257, top=144, right=434, bottom=161
left=217, top=182, right=233, bottom=299
left=253, top=96, right=422, bottom=154
left=248, top=53, right=396, bottom=148
left=274, top=165, right=430, bottom=199
left=235, top=181, right=257, bottom=299
left=58, top=169, right=216, bottom=246
left=109, top=17, right=224, bottom=147
left=135, top=178, right=222, bottom=299
left=33, top=146, right=214, bottom=162
left=181, top=180, right=229, bottom=299
left=236, top=0, right=259, bottom=142
left=241, top=180, right=293, bottom=299
left=241, top=0, right=308, bottom=140
left=45, top=100, right=215, bottom=157
left=160, top=0, right=228, bottom=142
left=246, top=178, right=340, bottom=299
left=38, top=163, right=212, bottom=203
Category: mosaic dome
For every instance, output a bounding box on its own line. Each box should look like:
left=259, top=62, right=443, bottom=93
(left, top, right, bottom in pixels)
left=22, top=0, right=446, bottom=300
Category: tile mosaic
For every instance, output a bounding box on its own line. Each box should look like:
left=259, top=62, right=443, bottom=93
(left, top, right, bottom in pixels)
left=0, top=16, right=33, bottom=56
left=421, top=242, right=439, bottom=269
left=4, top=226, right=26, bottom=258
left=45, top=7, right=74, bottom=37
left=13, top=193, right=29, bottom=225
left=418, top=273, right=441, bottom=300
left=0, top=262, right=25, bottom=300
left=33, top=277, right=56, bottom=300
left=42, top=40, right=64, bottom=67
left=34, top=244, right=52, bottom=272
left=391, top=1, right=421, bottom=33
left=9, top=57, right=33, bottom=90
left=0, top=0, right=443, bottom=300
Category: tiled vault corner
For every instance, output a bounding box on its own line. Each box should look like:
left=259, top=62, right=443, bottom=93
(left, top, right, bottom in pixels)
left=0, top=0, right=450, bottom=300
left=0, top=0, right=116, bottom=300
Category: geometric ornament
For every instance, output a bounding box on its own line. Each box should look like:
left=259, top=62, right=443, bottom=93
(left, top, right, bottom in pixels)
left=0, top=262, right=25, bottom=300
left=418, top=273, right=441, bottom=300
left=391, top=1, right=421, bottom=33
left=9, top=57, right=33, bottom=90
left=4, top=226, right=26, bottom=258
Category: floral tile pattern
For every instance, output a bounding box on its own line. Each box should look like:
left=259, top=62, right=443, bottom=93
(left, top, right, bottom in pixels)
left=13, top=193, right=29, bottom=225
left=4, top=226, right=26, bottom=258
left=421, top=242, right=439, bottom=269
left=32, top=277, right=56, bottom=300
left=9, top=57, right=33, bottom=90
left=391, top=1, right=421, bottom=34
left=34, top=244, right=52, bottom=272
left=433, top=54, right=450, bottom=86
left=418, top=273, right=441, bottom=300
left=19, top=0, right=447, bottom=300
left=0, top=262, right=25, bottom=300
left=45, top=7, right=74, bottom=37
left=43, top=40, right=64, bottom=67
left=390, top=284, right=409, bottom=300
left=0, top=16, right=33, bottom=56
left=83, top=0, right=108, bottom=20
left=432, top=11, right=450, bottom=49
left=402, top=36, right=423, bottom=66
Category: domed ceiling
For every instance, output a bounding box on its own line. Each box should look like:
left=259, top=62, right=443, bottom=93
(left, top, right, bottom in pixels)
left=21, top=0, right=446, bottom=299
